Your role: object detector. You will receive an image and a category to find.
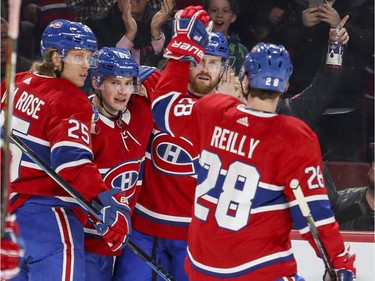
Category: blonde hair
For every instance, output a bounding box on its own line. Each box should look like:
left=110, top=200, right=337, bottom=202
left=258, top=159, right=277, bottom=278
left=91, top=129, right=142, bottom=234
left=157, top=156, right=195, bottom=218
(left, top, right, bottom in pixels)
left=30, top=48, right=58, bottom=77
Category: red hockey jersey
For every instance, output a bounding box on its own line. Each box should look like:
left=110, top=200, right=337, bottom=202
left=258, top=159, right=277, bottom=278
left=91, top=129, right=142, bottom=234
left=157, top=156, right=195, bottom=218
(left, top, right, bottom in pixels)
left=132, top=60, right=202, bottom=241
left=131, top=98, right=200, bottom=241
left=151, top=60, right=346, bottom=280
left=1, top=72, right=109, bottom=222
left=84, top=95, right=154, bottom=256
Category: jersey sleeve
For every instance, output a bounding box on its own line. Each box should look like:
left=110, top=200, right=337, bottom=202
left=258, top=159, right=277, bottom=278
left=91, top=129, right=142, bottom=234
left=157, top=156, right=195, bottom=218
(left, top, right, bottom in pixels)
left=279, top=118, right=345, bottom=260
left=47, top=87, right=109, bottom=202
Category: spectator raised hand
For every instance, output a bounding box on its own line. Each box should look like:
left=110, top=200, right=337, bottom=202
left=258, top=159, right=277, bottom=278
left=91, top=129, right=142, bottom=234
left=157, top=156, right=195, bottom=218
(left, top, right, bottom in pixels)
left=151, top=0, right=174, bottom=40
left=318, top=3, right=341, bottom=28
left=119, top=0, right=138, bottom=42
left=328, top=15, right=349, bottom=44
left=86, top=0, right=173, bottom=66
left=302, top=6, right=321, bottom=27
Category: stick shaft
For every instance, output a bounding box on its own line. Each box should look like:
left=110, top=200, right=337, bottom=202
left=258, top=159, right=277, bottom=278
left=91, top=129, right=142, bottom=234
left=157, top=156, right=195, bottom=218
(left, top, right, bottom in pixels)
left=290, top=179, right=336, bottom=280
left=9, top=134, right=176, bottom=281
left=1, top=0, right=22, bottom=238
left=127, top=240, right=176, bottom=280
left=9, top=134, right=103, bottom=220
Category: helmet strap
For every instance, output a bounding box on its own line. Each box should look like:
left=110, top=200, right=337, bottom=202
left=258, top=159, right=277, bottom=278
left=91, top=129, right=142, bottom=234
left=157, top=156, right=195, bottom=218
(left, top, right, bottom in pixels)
left=94, top=88, right=128, bottom=120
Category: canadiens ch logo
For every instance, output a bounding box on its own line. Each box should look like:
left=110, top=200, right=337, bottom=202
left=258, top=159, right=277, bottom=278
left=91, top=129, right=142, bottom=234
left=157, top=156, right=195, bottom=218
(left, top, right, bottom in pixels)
left=103, top=160, right=141, bottom=199
left=151, top=132, right=198, bottom=176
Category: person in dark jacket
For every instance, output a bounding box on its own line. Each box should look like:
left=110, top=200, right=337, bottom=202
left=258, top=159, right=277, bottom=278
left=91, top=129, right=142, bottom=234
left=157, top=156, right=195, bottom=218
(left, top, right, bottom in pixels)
left=334, top=160, right=374, bottom=231
left=267, top=0, right=374, bottom=162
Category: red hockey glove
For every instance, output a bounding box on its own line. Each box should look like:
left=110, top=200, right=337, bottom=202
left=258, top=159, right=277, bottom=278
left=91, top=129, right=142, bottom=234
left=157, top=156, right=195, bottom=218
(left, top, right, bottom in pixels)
left=139, top=66, right=162, bottom=98
left=93, top=188, right=131, bottom=252
left=323, top=244, right=356, bottom=281
left=164, top=5, right=211, bottom=66
left=1, top=215, right=24, bottom=280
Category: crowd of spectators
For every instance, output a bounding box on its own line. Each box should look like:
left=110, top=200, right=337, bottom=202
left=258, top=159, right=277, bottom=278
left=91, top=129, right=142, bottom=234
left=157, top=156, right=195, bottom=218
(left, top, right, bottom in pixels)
left=14, top=0, right=373, bottom=161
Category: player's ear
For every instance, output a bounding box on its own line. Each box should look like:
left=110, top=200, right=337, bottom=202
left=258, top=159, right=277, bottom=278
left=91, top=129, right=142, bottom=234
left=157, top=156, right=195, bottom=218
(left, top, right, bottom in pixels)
left=242, top=74, right=250, bottom=91
left=230, top=12, right=237, bottom=24
left=138, top=84, right=148, bottom=98
left=51, top=51, right=61, bottom=69
left=283, top=82, right=290, bottom=93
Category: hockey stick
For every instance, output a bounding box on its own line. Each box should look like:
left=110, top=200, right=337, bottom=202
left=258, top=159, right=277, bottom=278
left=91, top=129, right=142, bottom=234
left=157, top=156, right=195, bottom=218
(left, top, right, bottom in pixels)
left=289, top=179, right=336, bottom=280
left=1, top=0, right=22, bottom=238
left=9, top=133, right=176, bottom=281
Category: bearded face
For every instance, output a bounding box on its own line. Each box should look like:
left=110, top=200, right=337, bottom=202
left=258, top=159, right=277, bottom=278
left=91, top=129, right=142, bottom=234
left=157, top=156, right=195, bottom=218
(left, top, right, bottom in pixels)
left=188, top=55, right=223, bottom=97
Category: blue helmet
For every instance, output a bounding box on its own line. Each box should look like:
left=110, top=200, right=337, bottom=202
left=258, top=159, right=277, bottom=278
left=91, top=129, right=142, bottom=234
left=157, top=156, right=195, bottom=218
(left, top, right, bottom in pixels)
left=205, top=32, right=230, bottom=61
left=240, top=42, right=293, bottom=92
left=40, top=19, right=97, bottom=59
left=90, top=47, right=139, bottom=86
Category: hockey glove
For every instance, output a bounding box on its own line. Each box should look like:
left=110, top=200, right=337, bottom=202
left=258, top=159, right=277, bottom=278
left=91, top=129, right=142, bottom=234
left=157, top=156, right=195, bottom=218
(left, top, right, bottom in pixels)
left=164, top=5, right=211, bottom=66
left=1, top=215, right=24, bottom=280
left=139, top=66, right=162, bottom=98
left=323, top=244, right=356, bottom=281
left=93, top=188, right=131, bottom=252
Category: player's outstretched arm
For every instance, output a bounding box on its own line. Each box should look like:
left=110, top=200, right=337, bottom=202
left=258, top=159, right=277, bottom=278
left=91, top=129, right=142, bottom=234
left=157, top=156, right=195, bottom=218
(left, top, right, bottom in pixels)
left=152, top=6, right=211, bottom=138
left=290, top=179, right=356, bottom=281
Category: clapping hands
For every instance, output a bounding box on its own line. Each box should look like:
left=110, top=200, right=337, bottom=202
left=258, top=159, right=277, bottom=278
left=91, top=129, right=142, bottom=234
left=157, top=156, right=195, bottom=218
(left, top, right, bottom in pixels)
left=151, top=0, right=174, bottom=39
left=119, top=0, right=137, bottom=42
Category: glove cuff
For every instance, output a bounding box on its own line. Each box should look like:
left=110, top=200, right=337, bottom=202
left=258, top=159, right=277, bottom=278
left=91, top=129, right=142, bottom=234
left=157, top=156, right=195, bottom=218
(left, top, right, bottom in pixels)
left=164, top=35, right=205, bottom=65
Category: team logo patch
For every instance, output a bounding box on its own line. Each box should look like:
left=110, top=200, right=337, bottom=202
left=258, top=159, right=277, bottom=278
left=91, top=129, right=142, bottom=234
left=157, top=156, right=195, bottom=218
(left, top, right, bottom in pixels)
left=151, top=133, right=197, bottom=176
left=52, top=21, right=63, bottom=28
left=103, top=160, right=141, bottom=199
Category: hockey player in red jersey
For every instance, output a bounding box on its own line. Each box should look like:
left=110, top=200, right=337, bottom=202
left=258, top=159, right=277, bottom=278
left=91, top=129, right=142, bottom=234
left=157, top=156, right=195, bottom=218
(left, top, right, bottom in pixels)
left=151, top=6, right=357, bottom=281
left=84, top=47, right=154, bottom=281
left=112, top=32, right=230, bottom=281
left=1, top=20, right=131, bottom=280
